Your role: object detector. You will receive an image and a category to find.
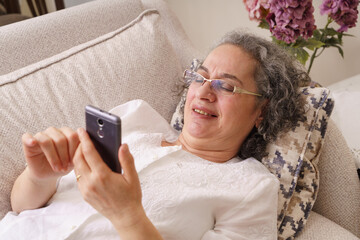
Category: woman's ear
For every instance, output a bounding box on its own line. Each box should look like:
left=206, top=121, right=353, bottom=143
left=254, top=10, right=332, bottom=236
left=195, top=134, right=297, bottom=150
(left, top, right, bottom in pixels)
left=255, top=99, right=269, bottom=128
left=255, top=115, right=264, bottom=128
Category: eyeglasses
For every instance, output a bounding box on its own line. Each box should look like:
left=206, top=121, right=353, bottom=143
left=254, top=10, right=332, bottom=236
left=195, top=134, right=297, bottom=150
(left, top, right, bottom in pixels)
left=183, top=69, right=262, bottom=97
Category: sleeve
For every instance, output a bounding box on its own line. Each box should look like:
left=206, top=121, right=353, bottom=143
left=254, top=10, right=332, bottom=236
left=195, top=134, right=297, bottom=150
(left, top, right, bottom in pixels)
left=201, top=175, right=279, bottom=240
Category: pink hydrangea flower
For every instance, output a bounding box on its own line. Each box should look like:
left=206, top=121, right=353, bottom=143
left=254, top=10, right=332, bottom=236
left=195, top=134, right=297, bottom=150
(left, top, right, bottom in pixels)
left=320, top=0, right=359, bottom=32
left=243, top=0, right=270, bottom=20
left=266, top=0, right=316, bottom=43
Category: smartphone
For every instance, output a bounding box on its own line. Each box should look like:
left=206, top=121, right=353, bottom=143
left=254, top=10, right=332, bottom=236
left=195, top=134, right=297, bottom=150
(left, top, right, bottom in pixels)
left=85, top=105, right=122, bottom=173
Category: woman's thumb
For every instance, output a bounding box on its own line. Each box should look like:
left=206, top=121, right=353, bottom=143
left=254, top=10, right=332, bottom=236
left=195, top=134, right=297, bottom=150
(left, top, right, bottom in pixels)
left=118, top=144, right=138, bottom=183
left=22, top=133, right=41, bottom=158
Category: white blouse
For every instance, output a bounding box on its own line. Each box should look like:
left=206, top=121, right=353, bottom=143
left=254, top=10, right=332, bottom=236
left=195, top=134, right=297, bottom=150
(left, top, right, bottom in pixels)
left=0, top=100, right=279, bottom=240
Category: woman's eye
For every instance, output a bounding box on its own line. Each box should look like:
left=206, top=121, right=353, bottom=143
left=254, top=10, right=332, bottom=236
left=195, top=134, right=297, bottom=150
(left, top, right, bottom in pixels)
left=219, top=81, right=234, bottom=92
left=194, top=76, right=203, bottom=83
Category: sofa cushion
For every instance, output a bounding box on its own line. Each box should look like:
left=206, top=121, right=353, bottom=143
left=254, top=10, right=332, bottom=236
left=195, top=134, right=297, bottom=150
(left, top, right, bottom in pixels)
left=0, top=9, right=190, bottom=218
left=171, top=83, right=334, bottom=239
left=0, top=0, right=143, bottom=75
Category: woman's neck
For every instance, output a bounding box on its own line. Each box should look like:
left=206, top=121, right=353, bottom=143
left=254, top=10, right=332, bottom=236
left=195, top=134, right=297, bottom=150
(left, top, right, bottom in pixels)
left=166, top=133, right=239, bottom=163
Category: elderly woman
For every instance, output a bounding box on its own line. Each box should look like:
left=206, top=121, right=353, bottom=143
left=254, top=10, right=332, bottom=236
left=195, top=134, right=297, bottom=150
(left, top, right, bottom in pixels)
left=1, top=31, right=308, bottom=239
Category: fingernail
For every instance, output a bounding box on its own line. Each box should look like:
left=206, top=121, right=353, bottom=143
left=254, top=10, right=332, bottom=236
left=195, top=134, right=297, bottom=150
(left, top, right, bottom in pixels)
left=77, top=128, right=85, bottom=137
left=27, top=137, right=35, bottom=146
left=122, top=144, right=128, bottom=152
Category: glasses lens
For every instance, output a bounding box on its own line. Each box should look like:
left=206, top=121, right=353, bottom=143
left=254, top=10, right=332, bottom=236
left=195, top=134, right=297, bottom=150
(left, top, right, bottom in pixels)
left=185, top=70, right=203, bottom=84
left=184, top=70, right=236, bottom=95
left=211, top=80, right=234, bottom=95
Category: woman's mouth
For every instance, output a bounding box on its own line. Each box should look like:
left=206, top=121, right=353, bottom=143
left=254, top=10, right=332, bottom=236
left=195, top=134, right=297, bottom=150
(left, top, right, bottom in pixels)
left=193, top=108, right=217, bottom=117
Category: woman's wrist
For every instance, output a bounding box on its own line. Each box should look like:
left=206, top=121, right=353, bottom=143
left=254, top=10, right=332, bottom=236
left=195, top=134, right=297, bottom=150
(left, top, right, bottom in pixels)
left=25, top=166, right=58, bottom=187
left=111, top=207, right=163, bottom=240
left=11, top=168, right=59, bottom=213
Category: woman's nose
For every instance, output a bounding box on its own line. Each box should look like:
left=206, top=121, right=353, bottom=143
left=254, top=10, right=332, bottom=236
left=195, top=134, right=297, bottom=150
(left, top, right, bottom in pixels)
left=195, top=81, right=216, bottom=102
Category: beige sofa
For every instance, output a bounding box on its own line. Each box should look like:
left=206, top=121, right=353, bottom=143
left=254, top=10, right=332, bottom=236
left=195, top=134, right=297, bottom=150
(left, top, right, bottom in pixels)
left=0, top=0, right=359, bottom=239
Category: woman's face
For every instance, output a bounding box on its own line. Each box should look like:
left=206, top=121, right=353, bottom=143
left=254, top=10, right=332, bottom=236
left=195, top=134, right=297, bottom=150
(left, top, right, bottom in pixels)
left=182, top=44, right=264, bottom=153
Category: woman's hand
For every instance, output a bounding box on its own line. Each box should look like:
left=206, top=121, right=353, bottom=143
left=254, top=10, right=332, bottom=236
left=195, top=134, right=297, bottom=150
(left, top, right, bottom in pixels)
left=73, top=127, right=142, bottom=222
left=74, top=128, right=163, bottom=239
left=22, top=127, right=79, bottom=182
left=11, top=127, right=80, bottom=213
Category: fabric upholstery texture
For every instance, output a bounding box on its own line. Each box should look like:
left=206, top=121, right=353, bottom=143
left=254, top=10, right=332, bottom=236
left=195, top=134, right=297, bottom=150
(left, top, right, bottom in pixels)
left=0, top=0, right=143, bottom=75
left=296, top=211, right=360, bottom=240
left=312, top=119, right=360, bottom=237
left=171, top=84, right=334, bottom=239
left=327, top=74, right=360, bottom=176
left=141, top=0, right=201, bottom=65
left=0, top=9, right=189, bottom=218
left=264, top=87, right=334, bottom=239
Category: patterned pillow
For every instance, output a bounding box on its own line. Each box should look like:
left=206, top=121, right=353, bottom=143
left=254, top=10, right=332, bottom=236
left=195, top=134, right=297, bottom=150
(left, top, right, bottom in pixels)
left=171, top=82, right=334, bottom=239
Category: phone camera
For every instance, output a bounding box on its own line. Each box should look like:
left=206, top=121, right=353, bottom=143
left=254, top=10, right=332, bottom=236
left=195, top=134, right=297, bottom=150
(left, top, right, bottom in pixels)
left=97, top=118, right=104, bottom=126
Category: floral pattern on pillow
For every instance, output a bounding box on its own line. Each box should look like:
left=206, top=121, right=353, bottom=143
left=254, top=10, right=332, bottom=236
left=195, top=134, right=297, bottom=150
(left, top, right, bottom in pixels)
left=171, top=82, right=334, bottom=239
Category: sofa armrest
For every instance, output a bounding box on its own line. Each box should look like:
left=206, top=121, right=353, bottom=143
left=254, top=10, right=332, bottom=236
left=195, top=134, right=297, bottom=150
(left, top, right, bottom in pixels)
left=297, top=211, right=359, bottom=240
left=313, top=119, right=360, bottom=237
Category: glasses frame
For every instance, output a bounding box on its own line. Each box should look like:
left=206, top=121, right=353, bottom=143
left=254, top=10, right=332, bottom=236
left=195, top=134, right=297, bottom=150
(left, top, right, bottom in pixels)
left=183, top=69, right=262, bottom=97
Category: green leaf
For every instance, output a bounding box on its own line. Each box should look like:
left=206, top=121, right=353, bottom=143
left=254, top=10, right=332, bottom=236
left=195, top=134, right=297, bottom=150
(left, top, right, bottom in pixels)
left=342, top=33, right=355, bottom=37
left=296, top=48, right=310, bottom=65
left=271, top=36, right=290, bottom=47
left=324, top=37, right=341, bottom=45
left=258, top=19, right=270, bottom=30
left=304, top=38, right=325, bottom=50
left=286, top=47, right=309, bottom=65
left=292, top=37, right=308, bottom=48
left=337, top=34, right=343, bottom=45
left=334, top=45, right=344, bottom=58
left=320, top=28, right=338, bottom=36
left=313, top=29, right=322, bottom=40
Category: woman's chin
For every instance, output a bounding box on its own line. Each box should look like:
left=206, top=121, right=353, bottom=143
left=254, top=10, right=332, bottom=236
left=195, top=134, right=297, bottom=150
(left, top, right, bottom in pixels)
left=183, top=123, right=215, bottom=139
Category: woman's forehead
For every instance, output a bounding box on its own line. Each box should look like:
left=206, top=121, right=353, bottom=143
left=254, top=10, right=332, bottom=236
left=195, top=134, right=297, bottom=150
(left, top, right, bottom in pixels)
left=202, top=44, right=257, bottom=83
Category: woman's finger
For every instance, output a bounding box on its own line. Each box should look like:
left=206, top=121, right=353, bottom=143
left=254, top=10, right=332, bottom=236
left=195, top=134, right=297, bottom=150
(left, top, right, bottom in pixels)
left=119, top=144, right=139, bottom=185
left=60, top=127, right=80, bottom=163
left=73, top=143, right=91, bottom=178
left=44, top=127, right=70, bottom=171
left=33, top=131, right=62, bottom=172
left=22, top=133, right=41, bottom=159
left=76, top=128, right=108, bottom=172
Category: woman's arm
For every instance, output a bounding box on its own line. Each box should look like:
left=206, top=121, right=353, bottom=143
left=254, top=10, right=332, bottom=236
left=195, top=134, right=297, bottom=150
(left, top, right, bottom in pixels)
left=11, top=127, right=79, bottom=213
left=11, top=167, right=58, bottom=213
left=73, top=128, right=163, bottom=240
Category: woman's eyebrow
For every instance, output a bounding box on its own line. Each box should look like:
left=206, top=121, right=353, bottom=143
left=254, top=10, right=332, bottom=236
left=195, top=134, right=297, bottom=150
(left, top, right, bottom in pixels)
left=198, top=65, right=208, bottom=73
left=221, top=73, right=243, bottom=85
left=199, top=65, right=243, bottom=84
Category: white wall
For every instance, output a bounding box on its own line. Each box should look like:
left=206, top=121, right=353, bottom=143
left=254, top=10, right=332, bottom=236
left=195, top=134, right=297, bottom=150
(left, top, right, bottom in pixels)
left=165, top=0, right=360, bottom=87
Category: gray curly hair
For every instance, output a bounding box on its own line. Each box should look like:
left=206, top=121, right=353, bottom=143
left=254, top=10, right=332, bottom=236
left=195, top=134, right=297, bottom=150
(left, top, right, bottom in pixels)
left=213, top=30, right=310, bottom=160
